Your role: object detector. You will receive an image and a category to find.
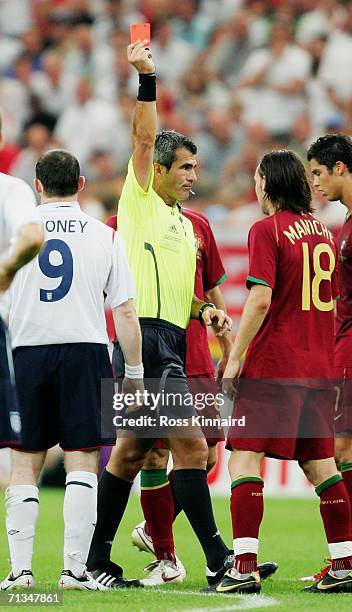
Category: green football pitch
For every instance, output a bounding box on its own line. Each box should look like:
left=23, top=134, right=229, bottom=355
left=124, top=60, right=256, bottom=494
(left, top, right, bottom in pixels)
left=0, top=489, right=351, bottom=611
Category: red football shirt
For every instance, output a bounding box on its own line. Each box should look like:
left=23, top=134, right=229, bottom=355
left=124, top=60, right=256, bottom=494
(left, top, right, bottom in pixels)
left=105, top=211, right=227, bottom=376
left=335, top=214, right=352, bottom=366
left=241, top=210, right=338, bottom=384
left=181, top=208, right=226, bottom=376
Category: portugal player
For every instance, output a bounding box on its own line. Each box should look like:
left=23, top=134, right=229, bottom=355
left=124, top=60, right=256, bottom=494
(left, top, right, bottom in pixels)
left=217, top=150, right=352, bottom=595
left=306, top=133, right=352, bottom=580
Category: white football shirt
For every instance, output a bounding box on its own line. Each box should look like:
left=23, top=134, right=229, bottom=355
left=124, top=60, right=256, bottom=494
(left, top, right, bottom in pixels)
left=8, top=201, right=136, bottom=347
left=0, top=172, right=40, bottom=255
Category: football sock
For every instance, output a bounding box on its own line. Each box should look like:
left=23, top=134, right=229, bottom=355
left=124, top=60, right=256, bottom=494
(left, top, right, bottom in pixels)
left=168, top=469, right=182, bottom=520
left=341, top=463, right=352, bottom=517
left=172, top=469, right=228, bottom=571
left=63, top=471, right=97, bottom=577
left=140, top=469, right=175, bottom=562
left=86, top=469, right=132, bottom=570
left=316, top=475, right=352, bottom=571
left=5, top=485, right=39, bottom=576
left=231, top=477, right=264, bottom=574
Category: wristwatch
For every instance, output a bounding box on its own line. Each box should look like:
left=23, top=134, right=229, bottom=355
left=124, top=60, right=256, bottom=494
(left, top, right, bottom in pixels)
left=198, top=302, right=216, bottom=321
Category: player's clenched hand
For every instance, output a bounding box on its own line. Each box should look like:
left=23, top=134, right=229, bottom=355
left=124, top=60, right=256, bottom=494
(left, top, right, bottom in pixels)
left=222, top=358, right=241, bottom=400
left=122, top=377, right=145, bottom=415
left=202, top=308, right=232, bottom=337
left=127, top=40, right=155, bottom=74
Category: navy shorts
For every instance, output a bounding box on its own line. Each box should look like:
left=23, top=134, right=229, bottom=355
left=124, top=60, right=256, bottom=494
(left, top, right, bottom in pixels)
left=112, top=318, right=197, bottom=430
left=0, top=318, right=21, bottom=447
left=13, top=343, right=114, bottom=451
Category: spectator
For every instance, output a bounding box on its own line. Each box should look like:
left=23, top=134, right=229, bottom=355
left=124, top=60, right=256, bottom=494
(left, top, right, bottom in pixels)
left=63, top=22, right=112, bottom=83
left=179, top=65, right=229, bottom=130
left=151, top=19, right=196, bottom=90
left=236, top=20, right=312, bottom=137
left=31, top=50, right=75, bottom=118
left=305, top=34, right=344, bottom=132
left=196, top=108, right=244, bottom=178
left=0, top=54, right=33, bottom=142
left=205, top=10, right=256, bottom=86
left=10, top=123, right=52, bottom=187
left=171, top=0, right=213, bottom=49
left=296, top=0, right=346, bottom=45
left=94, top=0, right=144, bottom=43
left=20, top=28, right=44, bottom=71
left=0, top=0, right=33, bottom=36
left=54, top=77, right=119, bottom=164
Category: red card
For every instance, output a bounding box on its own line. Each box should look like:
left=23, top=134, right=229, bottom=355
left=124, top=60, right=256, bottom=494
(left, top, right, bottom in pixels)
left=130, top=23, right=151, bottom=46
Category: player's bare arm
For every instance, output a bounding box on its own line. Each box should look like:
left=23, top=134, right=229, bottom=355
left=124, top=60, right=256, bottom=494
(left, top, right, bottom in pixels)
left=127, top=40, right=156, bottom=191
left=222, top=284, right=272, bottom=398
left=205, top=285, right=233, bottom=380
left=0, top=222, right=43, bottom=293
left=190, top=295, right=232, bottom=337
left=113, top=298, right=144, bottom=411
left=113, top=298, right=143, bottom=369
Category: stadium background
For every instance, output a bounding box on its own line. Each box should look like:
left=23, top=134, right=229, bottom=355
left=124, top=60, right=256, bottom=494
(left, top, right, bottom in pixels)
left=0, top=0, right=351, bottom=496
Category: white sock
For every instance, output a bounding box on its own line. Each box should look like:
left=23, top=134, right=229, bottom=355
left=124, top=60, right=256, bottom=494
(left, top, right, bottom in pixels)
left=5, top=485, right=39, bottom=576
left=63, top=471, right=97, bottom=577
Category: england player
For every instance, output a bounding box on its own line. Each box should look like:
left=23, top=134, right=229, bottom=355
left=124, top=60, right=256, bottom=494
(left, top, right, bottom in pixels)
left=86, top=41, right=235, bottom=588
left=217, top=150, right=352, bottom=594
left=0, top=113, right=44, bottom=449
left=304, top=134, right=352, bottom=581
left=0, top=150, right=141, bottom=591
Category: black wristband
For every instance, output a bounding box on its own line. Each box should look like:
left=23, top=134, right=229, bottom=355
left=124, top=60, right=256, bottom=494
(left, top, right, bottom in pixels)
left=137, top=73, right=156, bottom=102
left=198, top=302, right=216, bottom=321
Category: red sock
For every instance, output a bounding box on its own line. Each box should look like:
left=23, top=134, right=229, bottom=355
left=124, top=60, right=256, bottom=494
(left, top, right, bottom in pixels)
left=140, top=470, right=175, bottom=562
left=231, top=477, right=264, bottom=573
left=317, top=476, right=352, bottom=571
left=341, top=464, right=352, bottom=516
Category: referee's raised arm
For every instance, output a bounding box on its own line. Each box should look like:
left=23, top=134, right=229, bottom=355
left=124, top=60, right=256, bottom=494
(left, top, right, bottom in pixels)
left=127, top=40, right=156, bottom=191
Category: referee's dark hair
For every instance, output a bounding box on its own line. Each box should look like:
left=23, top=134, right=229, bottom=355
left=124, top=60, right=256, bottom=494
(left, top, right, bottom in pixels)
left=307, top=134, right=352, bottom=173
left=259, top=150, right=313, bottom=213
left=36, top=149, right=80, bottom=196
left=154, top=130, right=197, bottom=170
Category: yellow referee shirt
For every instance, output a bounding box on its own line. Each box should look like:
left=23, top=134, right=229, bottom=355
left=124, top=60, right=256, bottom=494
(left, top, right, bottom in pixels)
left=117, top=158, right=196, bottom=329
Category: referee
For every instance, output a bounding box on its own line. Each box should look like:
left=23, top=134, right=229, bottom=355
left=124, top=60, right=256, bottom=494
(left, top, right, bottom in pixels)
left=87, top=41, right=233, bottom=588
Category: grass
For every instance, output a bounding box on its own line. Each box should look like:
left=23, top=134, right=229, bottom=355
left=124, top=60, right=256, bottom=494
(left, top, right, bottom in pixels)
left=0, top=490, right=351, bottom=611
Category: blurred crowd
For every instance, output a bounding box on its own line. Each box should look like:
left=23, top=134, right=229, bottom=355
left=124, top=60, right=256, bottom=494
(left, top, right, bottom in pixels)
left=0, top=0, right=351, bottom=237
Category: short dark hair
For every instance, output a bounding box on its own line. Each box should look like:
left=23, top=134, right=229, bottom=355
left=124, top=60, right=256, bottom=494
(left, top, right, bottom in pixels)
left=259, top=150, right=313, bottom=213
left=307, top=134, right=352, bottom=173
left=36, top=150, right=80, bottom=196
left=154, top=130, right=197, bottom=170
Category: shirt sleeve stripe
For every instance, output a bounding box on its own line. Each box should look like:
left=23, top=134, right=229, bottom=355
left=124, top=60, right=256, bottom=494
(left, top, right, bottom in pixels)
left=213, top=273, right=228, bottom=287
left=247, top=275, right=270, bottom=287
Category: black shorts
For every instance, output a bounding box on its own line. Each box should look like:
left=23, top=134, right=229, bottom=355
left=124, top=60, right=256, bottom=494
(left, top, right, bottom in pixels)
left=0, top=318, right=21, bottom=447
left=13, top=343, right=114, bottom=451
left=112, top=318, right=197, bottom=425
